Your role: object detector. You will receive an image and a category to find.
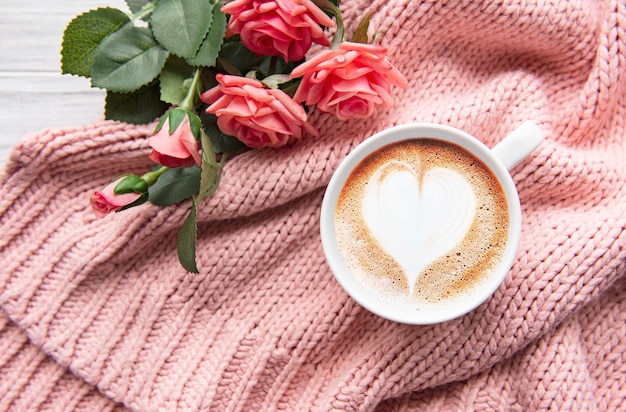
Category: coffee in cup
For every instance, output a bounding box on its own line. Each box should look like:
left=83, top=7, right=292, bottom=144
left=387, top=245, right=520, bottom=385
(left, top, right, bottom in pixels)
left=321, top=122, right=544, bottom=324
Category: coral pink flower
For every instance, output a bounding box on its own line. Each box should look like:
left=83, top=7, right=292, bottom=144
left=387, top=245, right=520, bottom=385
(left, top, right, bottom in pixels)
left=222, top=0, right=334, bottom=62
left=90, top=177, right=142, bottom=218
left=201, top=74, right=319, bottom=149
left=290, top=42, right=408, bottom=120
left=148, top=114, right=201, bottom=168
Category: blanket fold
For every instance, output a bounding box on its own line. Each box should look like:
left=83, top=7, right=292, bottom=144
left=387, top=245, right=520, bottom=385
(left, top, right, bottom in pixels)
left=1, top=0, right=625, bottom=410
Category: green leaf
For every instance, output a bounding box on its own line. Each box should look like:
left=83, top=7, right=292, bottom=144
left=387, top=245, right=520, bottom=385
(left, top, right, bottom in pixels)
left=261, top=74, right=292, bottom=89
left=61, top=8, right=130, bottom=77
left=91, top=23, right=169, bottom=93
left=148, top=166, right=201, bottom=206
left=256, top=55, right=300, bottom=77
left=118, top=193, right=149, bottom=212
left=198, top=131, right=221, bottom=202
left=166, top=108, right=188, bottom=132
left=278, top=78, right=301, bottom=97
left=105, top=82, right=169, bottom=124
left=312, top=0, right=339, bottom=22
left=350, top=13, right=370, bottom=44
left=151, top=0, right=213, bottom=59
left=312, top=0, right=336, bottom=12
left=328, top=4, right=345, bottom=49
left=177, top=199, right=199, bottom=273
left=200, top=112, right=247, bottom=153
left=187, top=2, right=227, bottom=67
left=200, top=68, right=219, bottom=90
left=114, top=174, right=145, bottom=194
left=161, top=109, right=202, bottom=139
left=217, top=39, right=264, bottom=76
left=160, top=56, right=195, bottom=105
left=186, top=111, right=203, bottom=140
left=126, top=0, right=150, bottom=13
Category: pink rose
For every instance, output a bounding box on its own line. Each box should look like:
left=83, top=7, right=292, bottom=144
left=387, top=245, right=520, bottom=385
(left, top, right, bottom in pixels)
left=90, top=177, right=142, bottom=218
left=222, top=0, right=334, bottom=62
left=148, top=113, right=202, bottom=168
left=290, top=42, right=408, bottom=120
left=201, top=74, right=319, bottom=149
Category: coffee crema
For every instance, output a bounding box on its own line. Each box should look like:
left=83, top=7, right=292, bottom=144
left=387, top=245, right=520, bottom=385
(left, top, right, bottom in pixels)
left=334, top=139, right=509, bottom=304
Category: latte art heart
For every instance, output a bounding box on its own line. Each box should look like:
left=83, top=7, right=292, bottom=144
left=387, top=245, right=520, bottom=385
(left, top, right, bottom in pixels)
left=362, top=161, right=477, bottom=295
left=334, top=139, right=509, bottom=304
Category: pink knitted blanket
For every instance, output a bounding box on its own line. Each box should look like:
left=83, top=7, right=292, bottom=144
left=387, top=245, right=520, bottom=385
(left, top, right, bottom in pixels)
left=2, top=1, right=625, bottom=410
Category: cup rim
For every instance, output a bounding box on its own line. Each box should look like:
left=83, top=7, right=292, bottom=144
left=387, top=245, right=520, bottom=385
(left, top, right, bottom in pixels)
left=320, top=123, right=522, bottom=324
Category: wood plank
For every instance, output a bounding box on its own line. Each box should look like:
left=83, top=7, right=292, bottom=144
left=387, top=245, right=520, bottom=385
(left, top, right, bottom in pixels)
left=1, top=0, right=128, bottom=168
left=2, top=1, right=129, bottom=72
left=0, top=74, right=106, bottom=165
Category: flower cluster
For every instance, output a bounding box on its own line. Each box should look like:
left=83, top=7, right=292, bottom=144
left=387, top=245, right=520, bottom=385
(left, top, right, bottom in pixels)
left=63, top=0, right=407, bottom=272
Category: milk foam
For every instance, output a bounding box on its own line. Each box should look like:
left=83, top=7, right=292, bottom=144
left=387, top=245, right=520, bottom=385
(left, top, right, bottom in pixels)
left=362, top=161, right=477, bottom=295
left=335, top=139, right=509, bottom=304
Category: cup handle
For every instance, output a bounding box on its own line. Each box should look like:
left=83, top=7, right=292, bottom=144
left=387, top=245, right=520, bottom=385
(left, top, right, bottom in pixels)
left=490, top=121, right=545, bottom=171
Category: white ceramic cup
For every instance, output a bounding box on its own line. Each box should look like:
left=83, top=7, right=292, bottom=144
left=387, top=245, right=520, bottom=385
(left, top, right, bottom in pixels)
left=320, top=121, right=544, bottom=324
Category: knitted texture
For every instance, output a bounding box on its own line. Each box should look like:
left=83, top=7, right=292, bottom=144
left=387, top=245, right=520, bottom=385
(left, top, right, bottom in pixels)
left=1, top=0, right=625, bottom=410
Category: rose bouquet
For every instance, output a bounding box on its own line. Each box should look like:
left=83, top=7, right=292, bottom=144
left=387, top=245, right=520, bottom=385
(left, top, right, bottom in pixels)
left=62, top=0, right=407, bottom=272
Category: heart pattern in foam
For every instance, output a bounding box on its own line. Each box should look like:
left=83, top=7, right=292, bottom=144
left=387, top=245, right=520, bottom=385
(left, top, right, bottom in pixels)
left=362, top=160, right=477, bottom=295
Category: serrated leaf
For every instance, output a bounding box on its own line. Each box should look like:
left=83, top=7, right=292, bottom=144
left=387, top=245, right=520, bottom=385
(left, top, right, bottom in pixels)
left=61, top=8, right=130, bottom=77
left=160, top=56, right=195, bottom=105
left=148, top=166, right=201, bottom=206
left=105, top=82, right=169, bottom=124
left=151, top=0, right=213, bottom=59
left=187, top=3, right=227, bottom=67
left=91, top=23, right=169, bottom=93
left=177, top=199, right=199, bottom=273
left=126, top=0, right=150, bottom=13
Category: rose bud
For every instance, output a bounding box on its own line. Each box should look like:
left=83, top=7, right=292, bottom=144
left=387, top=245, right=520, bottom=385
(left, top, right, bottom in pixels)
left=90, top=176, right=143, bottom=218
left=148, top=109, right=202, bottom=168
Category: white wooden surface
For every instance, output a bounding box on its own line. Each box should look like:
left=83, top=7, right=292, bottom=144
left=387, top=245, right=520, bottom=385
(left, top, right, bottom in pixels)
left=0, top=1, right=128, bottom=169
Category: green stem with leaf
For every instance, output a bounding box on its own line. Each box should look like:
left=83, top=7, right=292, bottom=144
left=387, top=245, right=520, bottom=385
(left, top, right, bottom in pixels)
left=176, top=67, right=224, bottom=273
left=132, top=2, right=156, bottom=22
left=141, top=165, right=169, bottom=185
left=329, top=4, right=345, bottom=50
left=180, top=67, right=203, bottom=112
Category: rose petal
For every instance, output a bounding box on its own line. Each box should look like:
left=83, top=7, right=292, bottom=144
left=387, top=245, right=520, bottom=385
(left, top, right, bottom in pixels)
left=299, top=0, right=335, bottom=27
left=200, top=86, right=222, bottom=104
left=149, top=119, right=191, bottom=159
left=269, top=89, right=308, bottom=121
left=90, top=177, right=142, bottom=218
left=176, top=116, right=202, bottom=166
left=331, top=77, right=378, bottom=94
